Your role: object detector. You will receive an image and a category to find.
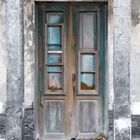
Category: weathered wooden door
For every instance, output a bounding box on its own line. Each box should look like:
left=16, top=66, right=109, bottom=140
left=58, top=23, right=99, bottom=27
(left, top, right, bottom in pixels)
left=37, top=3, right=107, bottom=140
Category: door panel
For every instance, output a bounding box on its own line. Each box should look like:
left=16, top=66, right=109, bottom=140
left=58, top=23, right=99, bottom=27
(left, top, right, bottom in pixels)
left=78, top=100, right=99, bottom=133
left=45, top=100, right=65, bottom=133
left=37, top=3, right=106, bottom=140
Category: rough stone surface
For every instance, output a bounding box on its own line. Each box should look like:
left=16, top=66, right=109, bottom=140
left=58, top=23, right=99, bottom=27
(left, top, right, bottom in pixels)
left=0, top=114, right=6, bottom=138
left=5, top=0, right=24, bottom=140
left=131, top=0, right=140, bottom=115
left=131, top=0, right=140, bottom=26
left=22, top=108, right=35, bottom=140
left=113, top=0, right=131, bottom=140
left=107, top=0, right=114, bottom=111
left=0, top=0, right=6, bottom=114
left=132, top=115, right=140, bottom=139
left=108, top=110, right=114, bottom=140
left=24, top=0, right=35, bottom=108
left=0, top=1, right=6, bottom=137
left=107, top=1, right=114, bottom=139
left=0, top=0, right=138, bottom=140
left=23, top=1, right=36, bottom=139
left=131, top=1, right=140, bottom=140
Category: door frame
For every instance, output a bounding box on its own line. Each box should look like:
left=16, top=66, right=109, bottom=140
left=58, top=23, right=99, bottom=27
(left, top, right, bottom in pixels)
left=23, top=0, right=114, bottom=139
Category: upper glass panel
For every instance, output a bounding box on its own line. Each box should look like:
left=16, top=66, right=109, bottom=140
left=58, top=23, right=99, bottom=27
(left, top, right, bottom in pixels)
left=47, top=26, right=61, bottom=45
left=46, top=13, right=63, bottom=24
left=79, top=12, right=97, bottom=49
left=47, top=73, right=63, bottom=91
left=81, top=54, right=96, bottom=72
left=47, top=53, right=62, bottom=64
left=48, top=66, right=62, bottom=72
left=47, top=45, right=62, bottom=50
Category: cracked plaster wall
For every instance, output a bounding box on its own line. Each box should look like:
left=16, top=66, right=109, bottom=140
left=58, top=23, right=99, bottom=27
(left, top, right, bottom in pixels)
left=5, top=0, right=24, bottom=139
left=113, top=0, right=131, bottom=140
left=131, top=0, right=140, bottom=115
left=131, top=0, right=140, bottom=139
left=0, top=0, right=6, bottom=115
left=0, top=1, right=6, bottom=139
left=24, top=0, right=35, bottom=108
left=23, top=1, right=36, bottom=139
left=0, top=0, right=139, bottom=139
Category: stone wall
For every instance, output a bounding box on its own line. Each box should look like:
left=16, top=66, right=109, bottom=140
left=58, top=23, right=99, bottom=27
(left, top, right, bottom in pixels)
left=0, top=0, right=140, bottom=140
left=22, top=108, right=35, bottom=140
left=0, top=0, right=6, bottom=109
left=0, top=0, right=6, bottom=139
left=131, top=0, right=140, bottom=139
left=23, top=0, right=36, bottom=139
left=6, top=0, right=24, bottom=139
left=24, top=0, right=35, bottom=108
left=113, top=0, right=131, bottom=139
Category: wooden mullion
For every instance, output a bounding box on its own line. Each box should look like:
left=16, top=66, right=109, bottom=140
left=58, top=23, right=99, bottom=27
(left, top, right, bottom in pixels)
left=46, top=63, right=64, bottom=66
left=47, top=71, right=63, bottom=73
left=76, top=95, right=100, bottom=100
left=80, top=49, right=97, bottom=54
left=41, top=95, right=66, bottom=100
left=80, top=71, right=96, bottom=73
left=46, top=64, right=63, bottom=66
left=44, top=91, right=65, bottom=96
left=47, top=43, right=62, bottom=46
left=45, top=10, right=64, bottom=14
left=47, top=51, right=62, bottom=54
left=47, top=23, right=63, bottom=27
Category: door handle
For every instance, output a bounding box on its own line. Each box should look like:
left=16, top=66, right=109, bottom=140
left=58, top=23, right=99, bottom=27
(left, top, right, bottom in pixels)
left=72, top=74, right=76, bottom=92
left=72, top=73, right=76, bottom=82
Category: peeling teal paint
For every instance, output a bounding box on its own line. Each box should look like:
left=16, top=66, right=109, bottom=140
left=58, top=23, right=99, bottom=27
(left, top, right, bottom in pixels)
left=99, top=4, right=108, bottom=132
left=37, top=3, right=108, bottom=136
left=38, top=6, right=44, bottom=95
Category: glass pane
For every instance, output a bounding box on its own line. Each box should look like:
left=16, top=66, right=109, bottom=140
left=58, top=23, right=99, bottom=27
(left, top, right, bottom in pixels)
left=48, top=73, right=63, bottom=91
left=46, top=13, right=63, bottom=24
left=81, top=73, right=96, bottom=90
left=79, top=12, right=96, bottom=49
left=45, top=101, right=64, bottom=133
left=78, top=101, right=99, bottom=133
left=47, top=45, right=62, bottom=50
left=47, top=27, right=61, bottom=44
left=48, top=66, right=62, bottom=72
left=81, top=54, right=96, bottom=72
left=47, top=54, right=62, bottom=64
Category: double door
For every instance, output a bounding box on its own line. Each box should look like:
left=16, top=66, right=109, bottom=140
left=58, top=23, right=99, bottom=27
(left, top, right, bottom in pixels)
left=37, top=3, right=107, bottom=140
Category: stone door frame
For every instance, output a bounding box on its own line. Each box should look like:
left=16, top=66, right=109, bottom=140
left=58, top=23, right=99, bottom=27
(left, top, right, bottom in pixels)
left=24, top=0, right=113, bottom=139
left=23, top=0, right=131, bottom=139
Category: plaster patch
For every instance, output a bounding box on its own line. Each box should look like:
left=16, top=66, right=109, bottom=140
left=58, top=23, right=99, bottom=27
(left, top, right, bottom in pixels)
left=131, top=6, right=140, bottom=116
left=0, top=0, right=6, bottom=105
left=24, top=0, right=35, bottom=107
left=109, top=91, right=114, bottom=110
left=131, top=102, right=140, bottom=115
left=131, top=8, right=140, bottom=53
left=131, top=24, right=140, bottom=53
left=115, top=118, right=131, bottom=131
left=6, top=0, right=24, bottom=139
left=0, top=102, right=5, bottom=114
